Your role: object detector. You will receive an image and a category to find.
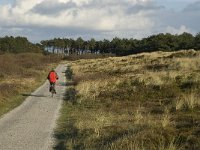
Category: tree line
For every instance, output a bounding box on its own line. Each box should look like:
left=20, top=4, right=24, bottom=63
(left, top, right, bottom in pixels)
left=0, top=32, right=200, bottom=55
left=41, top=32, right=200, bottom=56
left=0, top=36, right=41, bottom=53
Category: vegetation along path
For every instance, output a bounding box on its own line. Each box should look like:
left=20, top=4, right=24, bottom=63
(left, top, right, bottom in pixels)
left=0, top=64, right=66, bottom=150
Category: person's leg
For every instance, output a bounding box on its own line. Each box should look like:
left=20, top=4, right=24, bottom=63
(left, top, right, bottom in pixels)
left=52, top=82, right=56, bottom=94
left=49, top=82, right=53, bottom=92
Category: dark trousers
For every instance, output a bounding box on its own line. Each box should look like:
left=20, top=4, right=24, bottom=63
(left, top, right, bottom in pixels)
left=49, top=82, right=56, bottom=92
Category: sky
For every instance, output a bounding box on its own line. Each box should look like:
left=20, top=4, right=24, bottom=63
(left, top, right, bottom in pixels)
left=0, top=0, right=200, bottom=43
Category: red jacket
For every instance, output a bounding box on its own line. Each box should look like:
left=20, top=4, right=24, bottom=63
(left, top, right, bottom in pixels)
left=47, top=71, right=58, bottom=83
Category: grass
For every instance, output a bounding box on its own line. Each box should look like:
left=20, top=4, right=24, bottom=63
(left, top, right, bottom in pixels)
left=0, top=53, right=61, bottom=116
left=55, top=50, right=200, bottom=150
left=175, top=91, right=200, bottom=111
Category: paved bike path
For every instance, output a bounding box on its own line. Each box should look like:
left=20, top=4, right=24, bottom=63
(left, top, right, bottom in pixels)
left=0, top=64, right=66, bottom=150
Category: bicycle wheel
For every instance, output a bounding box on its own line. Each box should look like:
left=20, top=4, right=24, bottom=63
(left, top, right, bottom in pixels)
left=50, top=83, right=55, bottom=97
left=51, top=91, right=54, bottom=97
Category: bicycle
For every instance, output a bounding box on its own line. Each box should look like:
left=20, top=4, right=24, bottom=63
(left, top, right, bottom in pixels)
left=49, top=82, right=56, bottom=97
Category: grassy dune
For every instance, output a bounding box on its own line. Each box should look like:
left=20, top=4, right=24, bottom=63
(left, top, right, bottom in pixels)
left=0, top=53, right=60, bottom=116
left=55, top=50, right=200, bottom=149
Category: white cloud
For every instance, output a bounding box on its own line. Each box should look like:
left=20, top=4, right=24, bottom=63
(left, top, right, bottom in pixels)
left=165, top=25, right=193, bottom=35
left=0, top=0, right=155, bottom=30
left=13, top=0, right=44, bottom=13
left=0, top=0, right=200, bottom=42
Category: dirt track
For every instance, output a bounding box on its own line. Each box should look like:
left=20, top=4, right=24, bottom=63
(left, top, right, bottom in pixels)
left=0, top=64, right=66, bottom=150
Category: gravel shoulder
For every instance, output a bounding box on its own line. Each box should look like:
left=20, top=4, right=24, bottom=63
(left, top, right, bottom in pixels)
left=0, top=64, right=66, bottom=150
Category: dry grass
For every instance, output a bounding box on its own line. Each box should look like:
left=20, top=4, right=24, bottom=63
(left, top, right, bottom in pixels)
left=55, top=50, right=200, bottom=150
left=0, top=53, right=60, bottom=116
left=176, top=92, right=200, bottom=111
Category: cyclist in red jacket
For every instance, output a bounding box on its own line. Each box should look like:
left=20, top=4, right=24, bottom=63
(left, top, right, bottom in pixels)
left=47, top=69, right=59, bottom=94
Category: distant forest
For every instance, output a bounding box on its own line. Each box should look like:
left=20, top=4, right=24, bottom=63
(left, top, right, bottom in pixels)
left=0, top=36, right=41, bottom=53
left=1, top=32, right=200, bottom=56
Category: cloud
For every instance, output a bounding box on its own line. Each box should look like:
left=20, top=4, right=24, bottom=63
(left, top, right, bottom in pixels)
left=126, top=2, right=164, bottom=14
left=0, top=0, right=157, bottom=31
left=183, top=1, right=200, bottom=12
left=0, top=0, right=200, bottom=42
left=165, top=25, right=193, bottom=34
left=31, top=0, right=77, bottom=16
left=151, top=0, right=200, bottom=36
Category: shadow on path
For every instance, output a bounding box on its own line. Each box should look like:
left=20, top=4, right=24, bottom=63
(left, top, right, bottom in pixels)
left=21, top=93, right=47, bottom=98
